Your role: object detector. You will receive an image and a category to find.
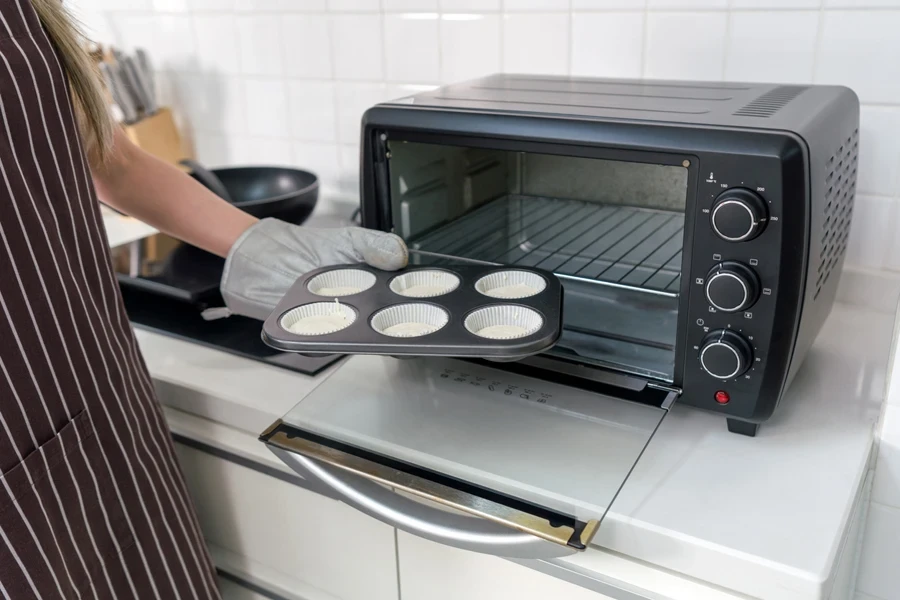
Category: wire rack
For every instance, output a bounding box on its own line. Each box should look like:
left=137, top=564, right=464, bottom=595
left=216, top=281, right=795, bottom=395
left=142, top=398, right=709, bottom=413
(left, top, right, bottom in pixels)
left=410, top=195, right=685, bottom=295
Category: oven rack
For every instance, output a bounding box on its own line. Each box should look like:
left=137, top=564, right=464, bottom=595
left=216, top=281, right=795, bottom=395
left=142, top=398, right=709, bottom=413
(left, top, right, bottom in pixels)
left=409, top=194, right=685, bottom=296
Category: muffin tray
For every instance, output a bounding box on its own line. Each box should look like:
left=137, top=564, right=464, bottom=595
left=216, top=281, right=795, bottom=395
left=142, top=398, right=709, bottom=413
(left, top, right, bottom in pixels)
left=261, top=264, right=563, bottom=360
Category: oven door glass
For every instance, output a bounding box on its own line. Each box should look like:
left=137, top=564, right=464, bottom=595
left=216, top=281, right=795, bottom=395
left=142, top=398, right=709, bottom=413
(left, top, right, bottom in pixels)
left=384, top=140, right=690, bottom=383
left=263, top=354, right=673, bottom=555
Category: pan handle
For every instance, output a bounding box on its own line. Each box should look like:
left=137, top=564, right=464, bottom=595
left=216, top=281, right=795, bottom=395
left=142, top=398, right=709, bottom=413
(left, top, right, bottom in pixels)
left=180, top=159, right=233, bottom=203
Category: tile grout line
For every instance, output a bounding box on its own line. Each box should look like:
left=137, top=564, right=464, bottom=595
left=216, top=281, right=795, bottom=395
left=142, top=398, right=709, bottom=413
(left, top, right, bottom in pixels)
left=234, top=9, right=249, bottom=137
left=498, top=0, right=505, bottom=77
left=809, top=2, right=826, bottom=85
left=379, top=5, right=387, bottom=85
left=640, top=2, right=649, bottom=78
left=566, top=0, right=573, bottom=76
left=497, top=0, right=504, bottom=73
left=327, top=10, right=342, bottom=168
left=721, top=1, right=732, bottom=81
left=105, top=6, right=900, bottom=16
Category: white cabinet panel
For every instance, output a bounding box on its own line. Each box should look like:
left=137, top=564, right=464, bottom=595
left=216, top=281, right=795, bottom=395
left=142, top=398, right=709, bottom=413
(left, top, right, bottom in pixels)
left=174, top=443, right=398, bottom=600
left=397, top=532, right=615, bottom=600
left=218, top=577, right=270, bottom=600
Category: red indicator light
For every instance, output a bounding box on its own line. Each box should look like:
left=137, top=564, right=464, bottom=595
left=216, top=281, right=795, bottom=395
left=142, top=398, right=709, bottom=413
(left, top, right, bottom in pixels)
left=715, top=390, right=730, bottom=404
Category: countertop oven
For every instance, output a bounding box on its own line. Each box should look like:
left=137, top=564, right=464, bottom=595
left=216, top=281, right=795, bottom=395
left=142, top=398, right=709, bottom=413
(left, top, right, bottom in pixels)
left=261, top=75, right=860, bottom=559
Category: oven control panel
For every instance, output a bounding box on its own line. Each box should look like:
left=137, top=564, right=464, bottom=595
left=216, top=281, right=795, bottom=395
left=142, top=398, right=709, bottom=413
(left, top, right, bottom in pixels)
left=681, top=157, right=785, bottom=420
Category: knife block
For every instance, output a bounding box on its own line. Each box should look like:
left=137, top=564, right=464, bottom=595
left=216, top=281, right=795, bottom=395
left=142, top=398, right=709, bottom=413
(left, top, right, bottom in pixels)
left=123, top=107, right=191, bottom=168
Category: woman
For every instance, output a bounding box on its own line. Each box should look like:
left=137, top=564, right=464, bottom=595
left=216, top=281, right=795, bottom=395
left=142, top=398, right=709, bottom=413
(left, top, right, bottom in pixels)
left=0, top=1, right=406, bottom=598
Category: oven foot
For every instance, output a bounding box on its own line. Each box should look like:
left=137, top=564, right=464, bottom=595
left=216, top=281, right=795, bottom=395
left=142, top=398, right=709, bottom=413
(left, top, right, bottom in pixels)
left=727, top=419, right=759, bottom=437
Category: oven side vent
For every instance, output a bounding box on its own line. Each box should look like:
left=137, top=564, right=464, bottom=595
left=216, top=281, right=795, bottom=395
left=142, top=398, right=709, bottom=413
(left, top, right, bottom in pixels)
left=815, top=128, right=859, bottom=300
left=733, top=86, right=807, bottom=117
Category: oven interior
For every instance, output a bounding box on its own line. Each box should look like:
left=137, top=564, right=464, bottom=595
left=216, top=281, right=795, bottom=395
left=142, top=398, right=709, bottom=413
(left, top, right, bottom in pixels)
left=386, top=140, right=689, bottom=383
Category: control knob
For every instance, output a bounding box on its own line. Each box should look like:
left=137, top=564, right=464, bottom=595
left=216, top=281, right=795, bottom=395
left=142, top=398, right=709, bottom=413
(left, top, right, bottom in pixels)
left=711, top=188, right=767, bottom=242
left=699, top=330, right=753, bottom=380
left=705, top=261, right=760, bottom=313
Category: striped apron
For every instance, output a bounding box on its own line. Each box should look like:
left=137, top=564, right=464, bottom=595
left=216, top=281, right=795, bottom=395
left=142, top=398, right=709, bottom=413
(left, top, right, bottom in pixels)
left=0, top=2, right=220, bottom=598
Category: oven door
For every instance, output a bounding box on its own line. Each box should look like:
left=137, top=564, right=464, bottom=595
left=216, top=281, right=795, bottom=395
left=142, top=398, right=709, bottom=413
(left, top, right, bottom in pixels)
left=371, top=133, right=697, bottom=385
left=261, top=354, right=676, bottom=559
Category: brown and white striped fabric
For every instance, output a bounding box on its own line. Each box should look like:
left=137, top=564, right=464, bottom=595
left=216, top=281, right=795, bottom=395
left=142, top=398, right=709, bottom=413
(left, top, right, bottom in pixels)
left=0, top=1, right=220, bottom=598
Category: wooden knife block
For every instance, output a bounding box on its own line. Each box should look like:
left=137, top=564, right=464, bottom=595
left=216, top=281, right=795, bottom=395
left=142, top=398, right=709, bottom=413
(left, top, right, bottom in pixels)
left=123, top=107, right=190, bottom=168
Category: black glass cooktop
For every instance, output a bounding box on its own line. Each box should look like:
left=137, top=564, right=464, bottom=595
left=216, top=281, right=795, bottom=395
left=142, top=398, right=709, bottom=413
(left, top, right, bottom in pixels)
left=112, top=234, right=225, bottom=305
left=121, top=285, right=342, bottom=376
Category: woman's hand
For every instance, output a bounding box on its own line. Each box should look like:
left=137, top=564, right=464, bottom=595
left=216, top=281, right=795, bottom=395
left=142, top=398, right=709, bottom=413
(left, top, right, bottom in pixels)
left=219, top=218, right=408, bottom=320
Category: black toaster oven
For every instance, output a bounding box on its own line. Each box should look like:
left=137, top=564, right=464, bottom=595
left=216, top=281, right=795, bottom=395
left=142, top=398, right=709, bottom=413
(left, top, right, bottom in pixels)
left=358, top=74, right=859, bottom=436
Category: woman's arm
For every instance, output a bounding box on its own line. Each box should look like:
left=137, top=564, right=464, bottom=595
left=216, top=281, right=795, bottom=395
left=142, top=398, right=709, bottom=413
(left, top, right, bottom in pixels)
left=91, top=128, right=258, bottom=258
left=92, top=128, right=407, bottom=320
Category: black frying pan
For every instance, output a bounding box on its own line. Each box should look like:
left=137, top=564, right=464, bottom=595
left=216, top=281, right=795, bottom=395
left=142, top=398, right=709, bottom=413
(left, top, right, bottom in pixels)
left=116, top=161, right=320, bottom=308
left=181, top=159, right=319, bottom=224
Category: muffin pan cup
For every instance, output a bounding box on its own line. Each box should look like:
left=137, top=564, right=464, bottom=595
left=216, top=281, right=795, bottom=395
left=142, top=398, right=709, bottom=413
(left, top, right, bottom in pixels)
left=261, top=264, right=563, bottom=360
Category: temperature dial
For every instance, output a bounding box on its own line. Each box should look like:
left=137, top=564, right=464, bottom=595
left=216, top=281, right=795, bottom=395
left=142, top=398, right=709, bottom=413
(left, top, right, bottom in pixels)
left=705, top=261, right=760, bottom=313
left=711, top=188, right=767, bottom=242
left=700, top=330, right=753, bottom=380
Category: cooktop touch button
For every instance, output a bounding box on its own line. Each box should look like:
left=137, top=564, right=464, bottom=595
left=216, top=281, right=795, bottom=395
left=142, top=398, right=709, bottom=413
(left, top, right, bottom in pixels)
left=711, top=188, right=768, bottom=242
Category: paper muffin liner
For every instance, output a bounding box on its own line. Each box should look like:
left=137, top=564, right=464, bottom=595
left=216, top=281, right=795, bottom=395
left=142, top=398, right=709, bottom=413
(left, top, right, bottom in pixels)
left=280, top=301, right=357, bottom=336
left=475, top=270, right=547, bottom=300
left=371, top=303, right=449, bottom=338
left=307, top=268, right=376, bottom=297
left=389, top=270, right=461, bottom=298
left=464, top=305, right=543, bottom=340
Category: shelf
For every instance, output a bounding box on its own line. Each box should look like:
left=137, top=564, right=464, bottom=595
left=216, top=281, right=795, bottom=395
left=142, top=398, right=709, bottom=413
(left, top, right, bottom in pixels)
left=410, top=195, right=685, bottom=295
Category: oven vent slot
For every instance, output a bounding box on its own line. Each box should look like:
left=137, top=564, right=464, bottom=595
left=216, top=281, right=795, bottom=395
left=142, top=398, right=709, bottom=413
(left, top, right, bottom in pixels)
left=815, top=128, right=859, bottom=300
left=733, top=86, right=807, bottom=117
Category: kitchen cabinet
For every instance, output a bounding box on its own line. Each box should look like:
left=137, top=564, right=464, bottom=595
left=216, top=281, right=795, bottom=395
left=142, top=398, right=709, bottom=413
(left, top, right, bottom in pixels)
left=397, top=532, right=614, bottom=600
left=217, top=577, right=269, bottom=600
left=173, top=442, right=398, bottom=600
left=395, top=531, right=754, bottom=600
left=144, top=272, right=896, bottom=600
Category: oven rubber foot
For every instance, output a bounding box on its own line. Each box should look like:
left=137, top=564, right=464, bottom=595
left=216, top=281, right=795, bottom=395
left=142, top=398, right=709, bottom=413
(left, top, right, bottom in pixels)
left=727, top=419, right=759, bottom=437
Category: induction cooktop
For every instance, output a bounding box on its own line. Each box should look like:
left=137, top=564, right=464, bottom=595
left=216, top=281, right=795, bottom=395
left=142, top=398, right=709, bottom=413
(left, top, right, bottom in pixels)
left=121, top=284, right=342, bottom=376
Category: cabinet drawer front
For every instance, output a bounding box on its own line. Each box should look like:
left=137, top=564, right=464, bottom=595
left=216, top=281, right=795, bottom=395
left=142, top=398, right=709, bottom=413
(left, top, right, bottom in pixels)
left=397, top=532, right=616, bottom=600
left=173, top=443, right=398, bottom=600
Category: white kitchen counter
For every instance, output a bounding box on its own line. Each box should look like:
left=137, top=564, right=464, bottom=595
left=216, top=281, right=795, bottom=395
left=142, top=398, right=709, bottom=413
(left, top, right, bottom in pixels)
left=138, top=289, right=897, bottom=600
left=100, top=206, right=159, bottom=247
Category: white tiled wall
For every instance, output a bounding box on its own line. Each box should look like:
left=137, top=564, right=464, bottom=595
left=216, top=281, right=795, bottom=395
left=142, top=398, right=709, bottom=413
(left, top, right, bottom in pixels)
left=72, top=1, right=900, bottom=263
left=72, top=0, right=900, bottom=597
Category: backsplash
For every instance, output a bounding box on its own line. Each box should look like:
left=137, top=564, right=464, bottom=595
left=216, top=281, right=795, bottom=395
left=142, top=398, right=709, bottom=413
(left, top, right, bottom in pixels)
left=73, top=0, right=900, bottom=275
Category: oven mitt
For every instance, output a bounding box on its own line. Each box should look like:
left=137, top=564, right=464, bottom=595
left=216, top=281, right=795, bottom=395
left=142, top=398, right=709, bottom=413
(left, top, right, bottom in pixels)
left=207, top=217, right=408, bottom=321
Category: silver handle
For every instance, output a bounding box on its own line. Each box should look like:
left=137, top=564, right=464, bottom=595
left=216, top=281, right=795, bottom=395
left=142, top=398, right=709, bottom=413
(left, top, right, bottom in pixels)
left=270, top=447, right=575, bottom=560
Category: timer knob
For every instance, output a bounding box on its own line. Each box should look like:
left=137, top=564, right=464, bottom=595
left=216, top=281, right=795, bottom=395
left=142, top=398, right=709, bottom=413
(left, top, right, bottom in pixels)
left=699, top=330, right=753, bottom=380
left=711, top=188, right=767, bottom=242
left=705, top=261, right=760, bottom=313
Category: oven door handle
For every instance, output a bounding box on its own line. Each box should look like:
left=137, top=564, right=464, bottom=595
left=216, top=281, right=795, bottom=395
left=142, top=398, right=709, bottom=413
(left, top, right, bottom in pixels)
left=264, top=427, right=597, bottom=560
left=270, top=448, right=572, bottom=559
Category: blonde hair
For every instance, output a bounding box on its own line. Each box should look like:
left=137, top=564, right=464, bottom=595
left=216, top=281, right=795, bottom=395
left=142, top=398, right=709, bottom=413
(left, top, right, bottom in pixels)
left=31, top=0, right=113, bottom=163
